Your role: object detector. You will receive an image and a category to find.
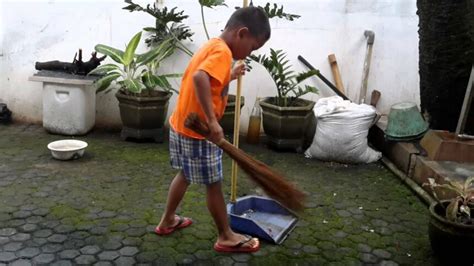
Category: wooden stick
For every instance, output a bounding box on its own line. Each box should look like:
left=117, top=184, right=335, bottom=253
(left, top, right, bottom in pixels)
left=231, top=76, right=242, bottom=203
left=328, top=54, right=345, bottom=94
left=230, top=0, right=249, bottom=203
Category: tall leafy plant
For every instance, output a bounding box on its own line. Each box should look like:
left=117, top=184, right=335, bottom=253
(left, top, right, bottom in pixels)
left=199, top=0, right=227, bottom=40
left=259, top=2, right=300, bottom=20
left=123, top=0, right=194, bottom=57
left=198, top=1, right=299, bottom=41
left=89, top=32, right=180, bottom=95
left=251, top=49, right=318, bottom=107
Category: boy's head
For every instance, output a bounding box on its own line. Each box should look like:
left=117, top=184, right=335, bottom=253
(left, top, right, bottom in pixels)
left=223, top=6, right=271, bottom=60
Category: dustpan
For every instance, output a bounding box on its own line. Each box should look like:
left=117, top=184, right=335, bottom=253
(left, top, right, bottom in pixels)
left=227, top=196, right=298, bottom=244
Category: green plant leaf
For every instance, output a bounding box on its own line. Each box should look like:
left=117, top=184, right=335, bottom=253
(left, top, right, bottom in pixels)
left=460, top=204, right=471, bottom=218
left=122, top=0, right=144, bottom=12
left=136, top=38, right=173, bottom=66
left=446, top=199, right=459, bottom=221
left=95, top=73, right=121, bottom=93
left=260, top=3, right=300, bottom=21
left=296, top=69, right=319, bottom=83
left=123, top=32, right=142, bottom=66
left=143, top=27, right=159, bottom=33
left=160, top=73, right=182, bottom=79
left=305, top=85, right=319, bottom=94
left=464, top=176, right=474, bottom=191
left=142, top=71, right=155, bottom=89
left=124, top=0, right=193, bottom=50
left=95, top=44, right=125, bottom=64
left=251, top=48, right=318, bottom=106
left=151, top=75, right=173, bottom=90
left=123, top=79, right=142, bottom=93
left=87, top=64, right=121, bottom=76
left=445, top=179, right=464, bottom=195
left=199, top=0, right=227, bottom=8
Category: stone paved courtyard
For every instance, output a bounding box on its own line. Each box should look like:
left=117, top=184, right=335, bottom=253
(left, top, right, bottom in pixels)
left=0, top=124, right=440, bottom=265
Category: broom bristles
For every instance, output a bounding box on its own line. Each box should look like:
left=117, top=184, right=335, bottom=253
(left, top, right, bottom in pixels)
left=184, top=113, right=306, bottom=212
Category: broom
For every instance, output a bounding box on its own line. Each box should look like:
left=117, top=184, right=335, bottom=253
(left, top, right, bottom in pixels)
left=185, top=113, right=306, bottom=212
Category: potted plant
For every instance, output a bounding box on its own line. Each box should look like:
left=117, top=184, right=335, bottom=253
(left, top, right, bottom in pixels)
left=250, top=48, right=318, bottom=151
left=198, top=1, right=300, bottom=135
left=89, top=32, right=180, bottom=142
left=423, top=177, right=474, bottom=265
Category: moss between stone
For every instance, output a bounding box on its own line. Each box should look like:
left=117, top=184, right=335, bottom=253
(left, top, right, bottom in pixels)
left=0, top=125, right=439, bottom=264
left=50, top=204, right=82, bottom=221
left=250, top=253, right=293, bottom=265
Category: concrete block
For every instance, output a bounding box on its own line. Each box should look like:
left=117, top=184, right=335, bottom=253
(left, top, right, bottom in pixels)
left=29, top=73, right=96, bottom=135
left=368, top=117, right=420, bottom=175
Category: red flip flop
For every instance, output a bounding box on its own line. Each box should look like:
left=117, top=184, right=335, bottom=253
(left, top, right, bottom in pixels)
left=155, top=215, right=193, bottom=236
left=213, top=235, right=260, bottom=253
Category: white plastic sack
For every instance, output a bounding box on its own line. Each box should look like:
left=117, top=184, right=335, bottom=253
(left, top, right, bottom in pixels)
left=304, top=96, right=381, bottom=164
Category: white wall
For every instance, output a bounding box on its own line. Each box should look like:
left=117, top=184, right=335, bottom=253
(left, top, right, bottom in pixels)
left=0, top=0, right=419, bottom=134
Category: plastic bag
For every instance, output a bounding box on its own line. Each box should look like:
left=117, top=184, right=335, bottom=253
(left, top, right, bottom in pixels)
left=304, top=96, right=381, bottom=163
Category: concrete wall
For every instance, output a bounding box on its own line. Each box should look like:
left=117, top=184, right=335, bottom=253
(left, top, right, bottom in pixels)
left=0, top=0, right=419, bottom=134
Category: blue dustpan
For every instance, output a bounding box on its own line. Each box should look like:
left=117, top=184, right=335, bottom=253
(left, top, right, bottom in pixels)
left=227, top=195, right=298, bottom=244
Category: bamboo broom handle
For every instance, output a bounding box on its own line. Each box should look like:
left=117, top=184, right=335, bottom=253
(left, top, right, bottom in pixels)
left=230, top=77, right=242, bottom=203
left=230, top=0, right=249, bottom=203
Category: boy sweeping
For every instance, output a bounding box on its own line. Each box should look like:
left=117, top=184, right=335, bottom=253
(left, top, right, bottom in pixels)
left=155, top=6, right=271, bottom=253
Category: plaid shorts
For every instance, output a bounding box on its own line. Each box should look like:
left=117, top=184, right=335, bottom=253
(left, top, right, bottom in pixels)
left=169, top=128, right=223, bottom=184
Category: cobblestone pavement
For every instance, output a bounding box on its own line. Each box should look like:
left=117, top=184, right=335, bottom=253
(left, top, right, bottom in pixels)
left=0, top=124, right=440, bottom=265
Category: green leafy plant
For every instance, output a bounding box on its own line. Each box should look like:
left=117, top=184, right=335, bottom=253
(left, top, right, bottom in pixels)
left=423, top=177, right=474, bottom=224
left=89, top=32, right=180, bottom=95
left=123, top=0, right=194, bottom=57
left=251, top=49, right=318, bottom=107
left=199, top=0, right=227, bottom=40
left=198, top=1, right=299, bottom=40
left=259, top=3, right=300, bottom=20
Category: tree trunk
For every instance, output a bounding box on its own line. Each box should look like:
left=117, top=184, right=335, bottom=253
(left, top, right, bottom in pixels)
left=417, top=0, right=474, bottom=134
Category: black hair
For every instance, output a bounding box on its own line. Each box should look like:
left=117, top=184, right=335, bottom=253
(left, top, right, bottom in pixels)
left=225, top=6, right=271, bottom=41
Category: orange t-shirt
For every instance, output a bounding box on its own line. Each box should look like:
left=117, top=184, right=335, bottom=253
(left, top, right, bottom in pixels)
left=170, top=38, right=232, bottom=139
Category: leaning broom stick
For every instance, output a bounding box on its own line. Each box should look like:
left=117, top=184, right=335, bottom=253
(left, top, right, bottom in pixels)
left=185, top=113, right=306, bottom=212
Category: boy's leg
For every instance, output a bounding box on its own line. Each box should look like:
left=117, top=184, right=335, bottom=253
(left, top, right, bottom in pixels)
left=206, top=181, right=259, bottom=248
left=157, top=170, right=189, bottom=228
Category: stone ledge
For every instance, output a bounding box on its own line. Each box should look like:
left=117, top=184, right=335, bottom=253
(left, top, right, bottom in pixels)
left=29, top=70, right=99, bottom=85
left=369, top=118, right=474, bottom=201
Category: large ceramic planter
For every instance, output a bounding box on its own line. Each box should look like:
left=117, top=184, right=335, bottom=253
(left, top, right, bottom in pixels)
left=220, top=94, right=245, bottom=135
left=116, top=90, right=172, bottom=142
left=260, top=97, right=315, bottom=151
left=429, top=200, right=474, bottom=265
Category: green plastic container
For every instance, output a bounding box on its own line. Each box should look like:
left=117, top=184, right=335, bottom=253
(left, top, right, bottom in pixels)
left=385, top=102, right=429, bottom=141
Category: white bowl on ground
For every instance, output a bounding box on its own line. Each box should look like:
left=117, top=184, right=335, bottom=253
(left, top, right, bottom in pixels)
left=47, top=139, right=88, bottom=160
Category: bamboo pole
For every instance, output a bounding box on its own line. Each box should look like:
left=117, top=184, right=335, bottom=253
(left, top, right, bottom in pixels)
left=230, top=0, right=249, bottom=203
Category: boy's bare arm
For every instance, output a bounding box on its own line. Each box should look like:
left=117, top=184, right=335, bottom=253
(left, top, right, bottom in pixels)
left=193, top=70, right=224, bottom=142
